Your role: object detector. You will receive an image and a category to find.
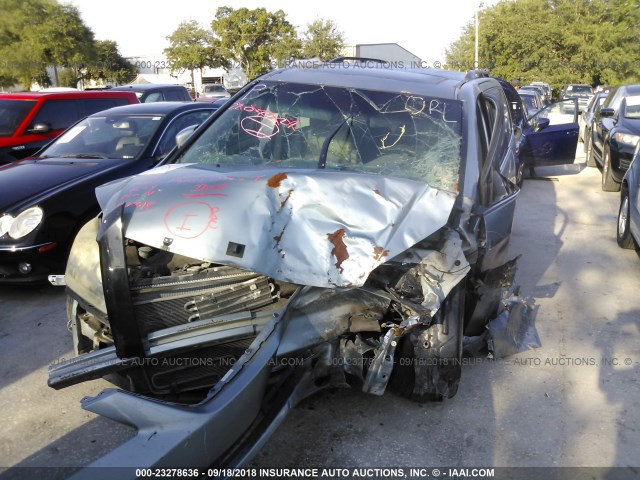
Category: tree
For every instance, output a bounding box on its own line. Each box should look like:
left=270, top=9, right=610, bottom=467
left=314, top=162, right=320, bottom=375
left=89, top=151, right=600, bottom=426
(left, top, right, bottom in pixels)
left=0, top=0, right=97, bottom=88
left=211, top=7, right=299, bottom=78
left=301, top=19, right=345, bottom=61
left=87, top=40, right=137, bottom=86
left=445, top=0, right=640, bottom=93
left=165, top=20, right=228, bottom=90
left=35, top=2, right=97, bottom=85
left=0, top=0, right=55, bottom=87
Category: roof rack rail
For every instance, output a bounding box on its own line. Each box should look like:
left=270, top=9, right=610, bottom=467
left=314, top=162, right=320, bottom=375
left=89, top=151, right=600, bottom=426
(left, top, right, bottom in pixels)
left=454, top=69, right=492, bottom=94
left=464, top=69, right=490, bottom=81
left=328, top=56, right=388, bottom=64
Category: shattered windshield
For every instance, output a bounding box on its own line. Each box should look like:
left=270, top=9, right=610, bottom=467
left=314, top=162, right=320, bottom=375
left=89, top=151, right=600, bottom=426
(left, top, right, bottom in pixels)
left=176, top=81, right=463, bottom=191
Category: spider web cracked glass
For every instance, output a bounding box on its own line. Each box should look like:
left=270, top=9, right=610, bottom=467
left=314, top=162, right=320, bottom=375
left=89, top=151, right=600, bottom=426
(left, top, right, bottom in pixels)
left=176, top=81, right=463, bottom=193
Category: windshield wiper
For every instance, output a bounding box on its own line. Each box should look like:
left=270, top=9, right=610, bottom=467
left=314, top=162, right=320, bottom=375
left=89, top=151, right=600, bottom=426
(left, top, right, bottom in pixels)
left=59, top=153, right=108, bottom=159
left=318, top=114, right=353, bottom=169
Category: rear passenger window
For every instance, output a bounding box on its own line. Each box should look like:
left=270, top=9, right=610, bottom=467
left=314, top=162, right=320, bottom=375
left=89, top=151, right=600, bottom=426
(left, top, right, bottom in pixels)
left=79, top=98, right=127, bottom=117
left=144, top=92, right=163, bottom=103
left=164, top=89, right=186, bottom=101
left=476, top=87, right=512, bottom=205
left=33, top=100, right=79, bottom=130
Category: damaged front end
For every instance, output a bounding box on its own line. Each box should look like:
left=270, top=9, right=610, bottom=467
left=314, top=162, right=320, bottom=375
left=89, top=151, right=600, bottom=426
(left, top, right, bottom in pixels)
left=49, top=167, right=486, bottom=469
left=48, top=71, right=537, bottom=472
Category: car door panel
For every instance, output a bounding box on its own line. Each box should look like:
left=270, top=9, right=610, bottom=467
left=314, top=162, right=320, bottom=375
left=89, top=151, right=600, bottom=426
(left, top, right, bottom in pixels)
left=478, top=191, right=519, bottom=272
left=524, top=123, right=579, bottom=166
left=523, top=99, right=579, bottom=167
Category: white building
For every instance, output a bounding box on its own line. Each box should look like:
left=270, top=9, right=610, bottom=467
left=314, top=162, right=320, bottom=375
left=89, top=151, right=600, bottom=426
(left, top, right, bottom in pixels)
left=125, top=55, right=227, bottom=93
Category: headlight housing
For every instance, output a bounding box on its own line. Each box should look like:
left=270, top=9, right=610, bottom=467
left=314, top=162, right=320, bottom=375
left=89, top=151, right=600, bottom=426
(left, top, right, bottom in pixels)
left=2, top=207, right=44, bottom=239
left=615, top=132, right=640, bottom=147
left=0, top=215, right=13, bottom=238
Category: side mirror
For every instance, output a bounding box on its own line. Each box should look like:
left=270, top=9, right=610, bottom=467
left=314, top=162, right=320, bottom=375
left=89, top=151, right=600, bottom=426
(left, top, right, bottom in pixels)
left=535, top=117, right=550, bottom=132
left=27, top=122, right=52, bottom=134
left=600, top=107, right=615, bottom=118
left=175, top=124, right=198, bottom=149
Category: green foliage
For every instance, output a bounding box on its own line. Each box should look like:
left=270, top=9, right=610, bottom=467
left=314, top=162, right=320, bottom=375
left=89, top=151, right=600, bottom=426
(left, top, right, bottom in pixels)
left=211, top=7, right=299, bottom=78
left=165, top=20, right=228, bottom=75
left=87, top=40, right=137, bottom=85
left=0, top=0, right=56, bottom=87
left=446, top=0, right=640, bottom=93
left=0, top=0, right=134, bottom=89
left=0, top=0, right=98, bottom=87
left=301, top=19, right=345, bottom=61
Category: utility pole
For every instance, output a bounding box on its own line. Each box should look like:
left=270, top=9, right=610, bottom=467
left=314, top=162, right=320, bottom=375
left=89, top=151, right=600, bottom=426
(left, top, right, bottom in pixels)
left=474, top=4, right=479, bottom=69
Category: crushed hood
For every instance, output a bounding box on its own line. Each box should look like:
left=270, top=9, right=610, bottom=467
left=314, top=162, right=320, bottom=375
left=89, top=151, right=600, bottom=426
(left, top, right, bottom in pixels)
left=96, top=164, right=457, bottom=288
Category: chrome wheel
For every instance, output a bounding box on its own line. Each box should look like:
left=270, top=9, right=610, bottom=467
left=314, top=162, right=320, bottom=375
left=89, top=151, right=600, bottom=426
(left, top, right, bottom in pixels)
left=619, top=195, right=629, bottom=236
left=617, top=189, right=636, bottom=249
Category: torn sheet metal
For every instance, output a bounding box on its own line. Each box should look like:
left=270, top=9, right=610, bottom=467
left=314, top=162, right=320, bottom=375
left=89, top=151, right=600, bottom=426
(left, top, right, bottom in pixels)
left=95, top=165, right=457, bottom=289
left=462, top=257, right=540, bottom=359
left=334, top=231, right=470, bottom=395
left=277, top=286, right=389, bottom=357
left=488, top=290, right=540, bottom=358
left=390, top=230, right=470, bottom=317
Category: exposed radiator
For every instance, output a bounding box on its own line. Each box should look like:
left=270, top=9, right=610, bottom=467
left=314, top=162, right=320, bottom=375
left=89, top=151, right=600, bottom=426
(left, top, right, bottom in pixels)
left=131, top=265, right=279, bottom=335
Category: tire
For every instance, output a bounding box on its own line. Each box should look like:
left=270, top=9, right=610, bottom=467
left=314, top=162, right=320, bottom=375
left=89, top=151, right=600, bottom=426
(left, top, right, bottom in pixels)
left=586, top=133, right=597, bottom=167
left=602, top=145, right=621, bottom=192
left=516, top=160, right=525, bottom=188
left=388, top=284, right=464, bottom=402
left=617, top=187, right=636, bottom=249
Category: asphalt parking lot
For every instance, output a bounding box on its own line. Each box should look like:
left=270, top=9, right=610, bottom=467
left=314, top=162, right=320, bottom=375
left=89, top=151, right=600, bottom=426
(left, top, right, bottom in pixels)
left=1, top=149, right=639, bottom=479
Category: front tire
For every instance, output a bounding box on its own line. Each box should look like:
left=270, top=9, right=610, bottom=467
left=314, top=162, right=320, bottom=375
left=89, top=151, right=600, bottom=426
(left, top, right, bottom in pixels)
left=602, top=145, right=620, bottom=192
left=617, top=187, right=636, bottom=249
left=516, top=160, right=525, bottom=188
left=389, top=284, right=464, bottom=402
left=586, top=133, right=596, bottom=167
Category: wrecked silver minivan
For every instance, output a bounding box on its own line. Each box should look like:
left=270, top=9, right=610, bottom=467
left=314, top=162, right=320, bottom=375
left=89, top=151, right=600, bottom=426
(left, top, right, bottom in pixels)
left=48, top=64, right=559, bottom=471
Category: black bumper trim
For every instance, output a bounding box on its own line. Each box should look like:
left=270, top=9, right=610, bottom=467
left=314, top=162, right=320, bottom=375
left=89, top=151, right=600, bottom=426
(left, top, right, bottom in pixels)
left=97, top=204, right=145, bottom=358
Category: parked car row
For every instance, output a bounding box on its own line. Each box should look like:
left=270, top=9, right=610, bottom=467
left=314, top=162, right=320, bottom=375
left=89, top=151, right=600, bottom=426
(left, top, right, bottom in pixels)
left=0, top=90, right=138, bottom=164
left=515, top=81, right=554, bottom=118
left=0, top=101, right=219, bottom=282
left=530, top=81, right=553, bottom=103
left=563, top=81, right=640, bottom=260
left=561, top=83, right=593, bottom=112
left=518, top=89, right=543, bottom=117
left=0, top=83, right=228, bottom=166
left=109, top=83, right=193, bottom=103
left=586, top=84, right=640, bottom=191
left=520, top=84, right=550, bottom=106
left=580, top=91, right=609, bottom=151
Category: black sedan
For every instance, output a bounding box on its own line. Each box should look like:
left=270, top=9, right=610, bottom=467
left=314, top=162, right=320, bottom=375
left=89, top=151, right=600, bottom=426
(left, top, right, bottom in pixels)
left=588, top=84, right=640, bottom=191
left=0, top=102, right=217, bottom=283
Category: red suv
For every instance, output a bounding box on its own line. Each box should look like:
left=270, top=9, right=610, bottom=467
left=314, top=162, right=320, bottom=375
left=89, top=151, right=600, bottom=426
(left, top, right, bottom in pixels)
left=0, top=91, right=138, bottom=165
